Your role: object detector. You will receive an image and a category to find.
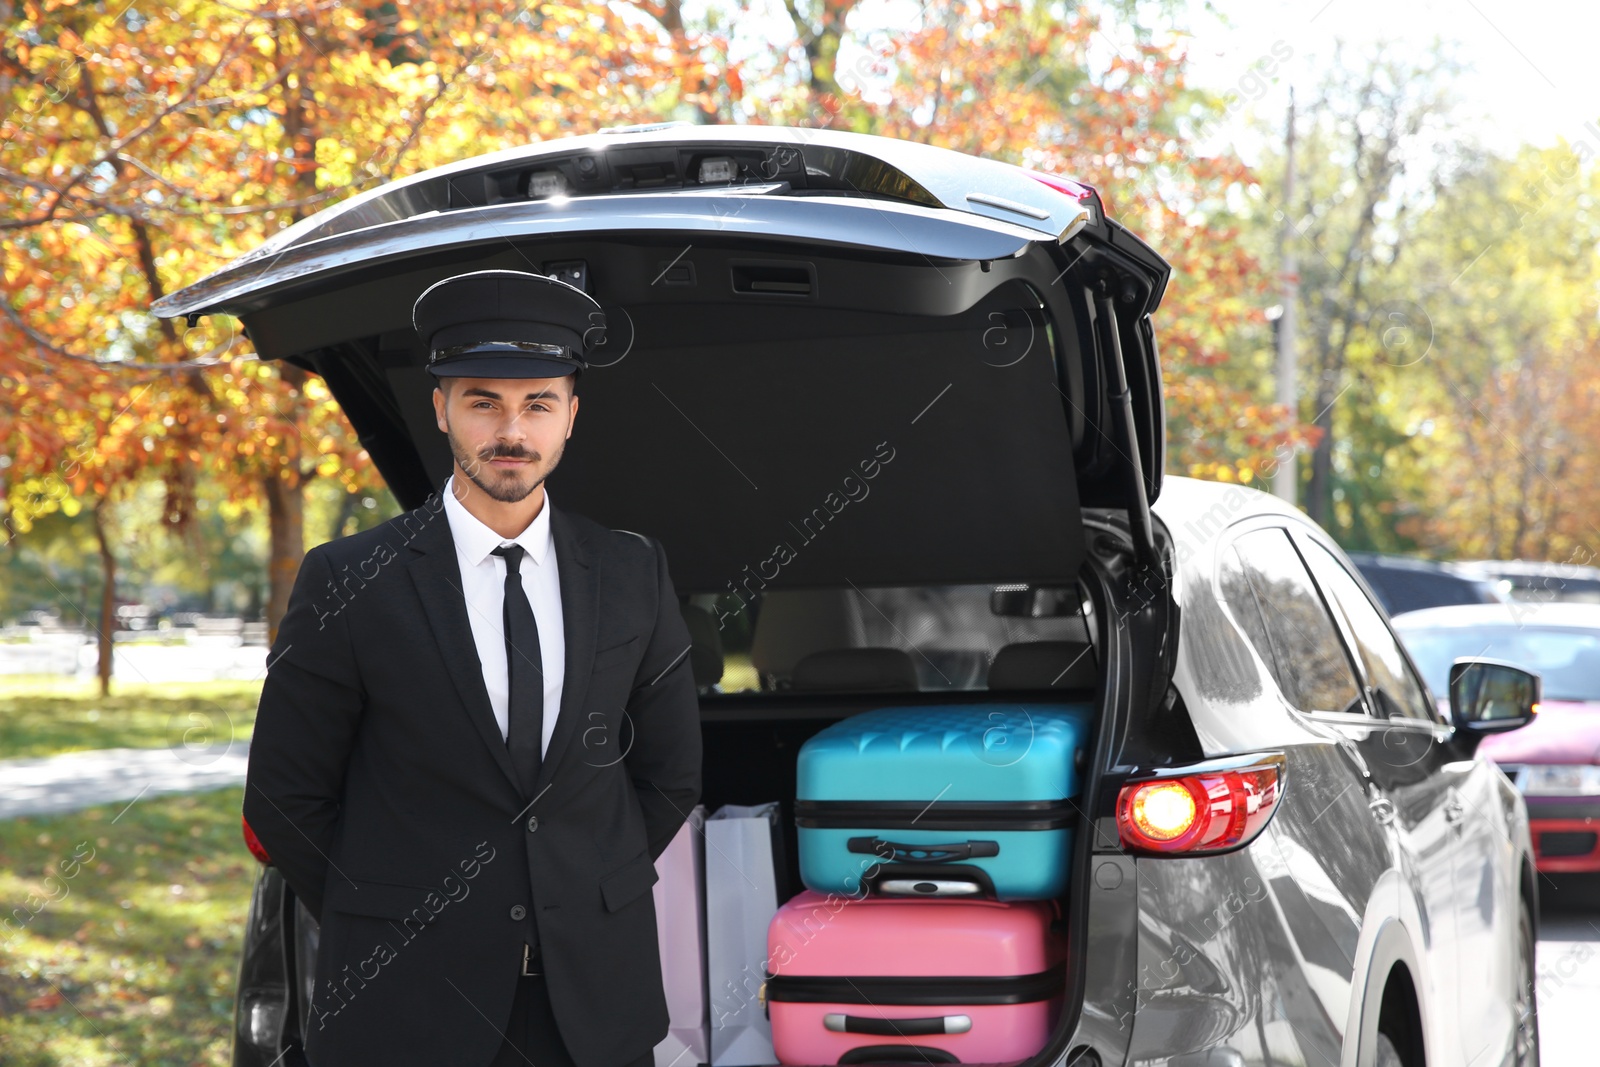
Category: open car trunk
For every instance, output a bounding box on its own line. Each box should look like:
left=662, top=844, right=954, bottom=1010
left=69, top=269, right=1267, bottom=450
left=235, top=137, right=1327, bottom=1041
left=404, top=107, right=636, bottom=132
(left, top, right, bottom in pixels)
left=168, top=125, right=1175, bottom=1067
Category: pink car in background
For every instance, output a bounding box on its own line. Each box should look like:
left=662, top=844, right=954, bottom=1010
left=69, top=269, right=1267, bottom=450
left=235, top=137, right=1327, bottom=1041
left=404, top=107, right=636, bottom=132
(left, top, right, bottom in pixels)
left=1394, top=603, right=1600, bottom=876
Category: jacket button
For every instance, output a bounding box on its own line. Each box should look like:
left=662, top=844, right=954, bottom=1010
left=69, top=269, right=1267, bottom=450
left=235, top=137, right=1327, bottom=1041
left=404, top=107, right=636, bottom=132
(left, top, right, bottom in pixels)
left=526, top=815, right=539, bottom=833
left=509, top=905, right=527, bottom=920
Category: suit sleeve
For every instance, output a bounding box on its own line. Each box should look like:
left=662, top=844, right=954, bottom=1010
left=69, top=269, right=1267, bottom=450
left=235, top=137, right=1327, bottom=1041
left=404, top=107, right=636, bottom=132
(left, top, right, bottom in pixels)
left=242, top=545, right=366, bottom=923
left=623, top=537, right=703, bottom=863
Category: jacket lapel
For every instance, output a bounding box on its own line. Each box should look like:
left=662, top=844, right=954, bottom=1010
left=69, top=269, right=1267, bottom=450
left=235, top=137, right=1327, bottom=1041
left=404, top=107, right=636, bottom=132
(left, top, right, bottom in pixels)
left=402, top=499, right=524, bottom=799
left=534, top=503, right=598, bottom=796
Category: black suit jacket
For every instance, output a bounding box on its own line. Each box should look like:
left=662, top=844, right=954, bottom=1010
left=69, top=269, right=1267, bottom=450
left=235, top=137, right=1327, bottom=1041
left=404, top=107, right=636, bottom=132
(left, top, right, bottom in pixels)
left=242, top=489, right=702, bottom=1067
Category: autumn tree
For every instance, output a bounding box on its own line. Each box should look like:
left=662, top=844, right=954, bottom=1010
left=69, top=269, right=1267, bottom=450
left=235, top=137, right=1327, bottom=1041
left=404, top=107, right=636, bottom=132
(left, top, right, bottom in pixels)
left=1394, top=143, right=1600, bottom=560
left=1243, top=42, right=1467, bottom=539
left=2, top=0, right=717, bottom=647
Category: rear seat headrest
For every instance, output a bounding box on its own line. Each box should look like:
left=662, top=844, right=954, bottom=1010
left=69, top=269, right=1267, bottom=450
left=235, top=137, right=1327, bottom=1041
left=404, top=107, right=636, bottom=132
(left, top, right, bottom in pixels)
left=749, top=589, right=864, bottom=678
left=792, top=648, right=919, bottom=692
left=987, top=640, right=1097, bottom=691
left=680, top=605, right=725, bottom=689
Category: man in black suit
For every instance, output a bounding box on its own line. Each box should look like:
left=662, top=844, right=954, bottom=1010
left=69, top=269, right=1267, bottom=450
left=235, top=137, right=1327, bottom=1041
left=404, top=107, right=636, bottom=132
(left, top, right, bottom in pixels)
left=243, top=269, right=703, bottom=1067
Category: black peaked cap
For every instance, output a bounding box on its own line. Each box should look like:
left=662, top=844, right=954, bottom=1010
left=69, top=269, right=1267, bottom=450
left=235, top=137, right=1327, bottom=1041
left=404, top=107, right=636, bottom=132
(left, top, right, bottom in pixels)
left=413, top=269, right=602, bottom=379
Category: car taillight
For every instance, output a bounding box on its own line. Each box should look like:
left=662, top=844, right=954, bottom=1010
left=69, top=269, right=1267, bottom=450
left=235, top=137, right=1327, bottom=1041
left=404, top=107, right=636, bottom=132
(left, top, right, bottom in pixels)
left=242, top=815, right=271, bottom=864
left=1020, top=167, right=1094, bottom=201
left=1116, top=756, right=1284, bottom=855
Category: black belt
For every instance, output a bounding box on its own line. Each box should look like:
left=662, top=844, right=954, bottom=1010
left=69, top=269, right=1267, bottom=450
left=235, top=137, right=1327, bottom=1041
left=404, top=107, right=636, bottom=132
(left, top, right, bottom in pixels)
left=522, top=942, right=543, bottom=977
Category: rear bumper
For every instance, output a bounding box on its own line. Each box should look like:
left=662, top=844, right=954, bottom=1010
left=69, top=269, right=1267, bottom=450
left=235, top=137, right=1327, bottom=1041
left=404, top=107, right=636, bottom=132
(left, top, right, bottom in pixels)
left=1525, top=798, right=1600, bottom=872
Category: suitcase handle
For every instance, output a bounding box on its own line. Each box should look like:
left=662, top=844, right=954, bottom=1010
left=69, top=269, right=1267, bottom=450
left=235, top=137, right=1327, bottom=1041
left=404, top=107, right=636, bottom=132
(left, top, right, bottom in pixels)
left=824, top=1013, right=973, bottom=1036
left=837, top=1046, right=959, bottom=1064
left=846, top=836, right=1000, bottom=863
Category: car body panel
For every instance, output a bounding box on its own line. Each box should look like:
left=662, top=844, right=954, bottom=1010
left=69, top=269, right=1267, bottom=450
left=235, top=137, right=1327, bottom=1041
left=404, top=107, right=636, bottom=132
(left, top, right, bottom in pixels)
left=1145, top=478, right=1536, bottom=1067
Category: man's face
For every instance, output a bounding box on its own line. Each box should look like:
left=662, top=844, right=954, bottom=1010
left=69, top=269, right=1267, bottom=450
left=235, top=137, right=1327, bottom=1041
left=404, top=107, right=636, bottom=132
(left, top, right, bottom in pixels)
left=432, top=375, right=578, bottom=504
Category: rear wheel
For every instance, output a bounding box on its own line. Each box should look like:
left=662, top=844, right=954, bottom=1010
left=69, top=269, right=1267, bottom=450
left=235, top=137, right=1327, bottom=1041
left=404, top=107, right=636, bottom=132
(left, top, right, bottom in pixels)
left=1513, top=902, right=1540, bottom=1067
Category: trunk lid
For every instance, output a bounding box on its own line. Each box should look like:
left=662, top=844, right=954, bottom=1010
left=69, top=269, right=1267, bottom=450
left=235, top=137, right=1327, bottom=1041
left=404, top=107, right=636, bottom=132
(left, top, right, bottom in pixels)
left=153, top=124, right=1172, bottom=587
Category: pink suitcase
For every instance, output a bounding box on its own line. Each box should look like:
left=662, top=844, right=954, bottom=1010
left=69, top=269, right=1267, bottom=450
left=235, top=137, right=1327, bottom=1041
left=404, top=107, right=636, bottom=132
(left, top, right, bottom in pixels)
left=764, top=890, right=1065, bottom=1065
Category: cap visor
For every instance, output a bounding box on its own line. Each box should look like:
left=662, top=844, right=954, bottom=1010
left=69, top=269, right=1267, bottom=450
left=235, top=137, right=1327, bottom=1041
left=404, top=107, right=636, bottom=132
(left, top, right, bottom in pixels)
left=427, top=355, right=578, bottom=379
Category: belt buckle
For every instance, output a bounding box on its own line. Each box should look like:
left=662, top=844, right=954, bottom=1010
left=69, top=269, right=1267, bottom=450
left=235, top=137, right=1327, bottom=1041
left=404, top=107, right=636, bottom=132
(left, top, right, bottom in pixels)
left=521, top=942, right=541, bottom=977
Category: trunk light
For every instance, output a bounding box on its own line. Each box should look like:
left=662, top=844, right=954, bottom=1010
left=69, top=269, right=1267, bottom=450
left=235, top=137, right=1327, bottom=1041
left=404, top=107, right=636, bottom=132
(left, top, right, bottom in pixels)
left=1116, top=757, right=1283, bottom=855
left=698, top=157, right=738, bottom=183
left=528, top=169, right=568, bottom=199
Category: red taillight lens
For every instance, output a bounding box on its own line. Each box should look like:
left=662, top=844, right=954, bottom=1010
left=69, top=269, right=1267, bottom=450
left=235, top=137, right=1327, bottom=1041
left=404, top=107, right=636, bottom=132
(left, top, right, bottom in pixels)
left=1021, top=167, right=1094, bottom=201
left=1116, top=759, right=1283, bottom=855
left=242, top=815, right=272, bottom=864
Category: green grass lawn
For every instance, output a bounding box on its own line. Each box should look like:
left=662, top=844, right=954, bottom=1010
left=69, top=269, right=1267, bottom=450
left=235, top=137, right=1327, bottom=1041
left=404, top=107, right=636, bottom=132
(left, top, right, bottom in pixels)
left=0, top=679, right=262, bottom=759
left=0, top=786, right=255, bottom=1066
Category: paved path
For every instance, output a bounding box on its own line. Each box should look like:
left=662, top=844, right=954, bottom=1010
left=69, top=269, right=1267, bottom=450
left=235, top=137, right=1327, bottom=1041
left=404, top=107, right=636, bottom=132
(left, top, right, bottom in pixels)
left=0, top=742, right=249, bottom=819
left=0, top=639, right=267, bottom=682
left=1536, top=890, right=1600, bottom=1067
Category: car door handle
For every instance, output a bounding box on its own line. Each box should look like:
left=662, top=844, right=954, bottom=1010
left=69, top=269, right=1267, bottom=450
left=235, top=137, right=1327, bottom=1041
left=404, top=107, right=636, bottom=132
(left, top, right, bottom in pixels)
left=1369, top=797, right=1396, bottom=826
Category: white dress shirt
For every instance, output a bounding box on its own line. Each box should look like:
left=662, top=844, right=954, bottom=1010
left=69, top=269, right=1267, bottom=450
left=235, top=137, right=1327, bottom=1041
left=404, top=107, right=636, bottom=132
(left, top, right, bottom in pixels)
left=441, top=475, right=565, bottom=755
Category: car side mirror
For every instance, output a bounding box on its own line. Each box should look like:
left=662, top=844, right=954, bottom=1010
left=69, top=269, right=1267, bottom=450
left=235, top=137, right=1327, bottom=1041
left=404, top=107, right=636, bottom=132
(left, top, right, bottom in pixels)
left=1448, top=657, right=1540, bottom=737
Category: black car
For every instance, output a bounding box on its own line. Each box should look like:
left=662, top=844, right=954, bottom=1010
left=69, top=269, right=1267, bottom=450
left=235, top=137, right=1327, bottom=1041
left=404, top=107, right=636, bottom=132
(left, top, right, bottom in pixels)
left=154, top=124, right=1541, bottom=1067
left=1347, top=552, right=1505, bottom=616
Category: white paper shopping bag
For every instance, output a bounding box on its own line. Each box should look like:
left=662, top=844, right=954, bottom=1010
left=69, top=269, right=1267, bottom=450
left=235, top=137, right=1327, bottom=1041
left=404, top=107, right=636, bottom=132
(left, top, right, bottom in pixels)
left=704, top=802, right=782, bottom=1067
left=653, top=805, right=708, bottom=1067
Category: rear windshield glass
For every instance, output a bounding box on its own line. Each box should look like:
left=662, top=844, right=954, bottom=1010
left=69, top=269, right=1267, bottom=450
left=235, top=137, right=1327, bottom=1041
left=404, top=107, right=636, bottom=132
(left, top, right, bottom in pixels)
left=682, top=583, right=1095, bottom=697
left=1397, top=624, right=1600, bottom=703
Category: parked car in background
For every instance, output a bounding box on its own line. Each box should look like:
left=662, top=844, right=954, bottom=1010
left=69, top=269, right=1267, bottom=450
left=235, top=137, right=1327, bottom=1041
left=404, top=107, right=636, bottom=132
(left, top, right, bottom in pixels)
left=1348, top=552, right=1506, bottom=616
left=1452, top=560, right=1600, bottom=605
left=155, top=123, right=1543, bottom=1067
left=1394, top=603, right=1600, bottom=880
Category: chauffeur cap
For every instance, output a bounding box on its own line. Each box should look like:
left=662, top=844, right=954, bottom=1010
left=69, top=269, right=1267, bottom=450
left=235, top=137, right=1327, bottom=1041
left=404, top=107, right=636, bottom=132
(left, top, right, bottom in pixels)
left=412, top=268, right=601, bottom=379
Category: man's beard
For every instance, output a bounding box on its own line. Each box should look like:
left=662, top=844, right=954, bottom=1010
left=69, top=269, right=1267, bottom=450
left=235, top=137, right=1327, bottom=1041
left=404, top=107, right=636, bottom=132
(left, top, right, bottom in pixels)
left=447, top=425, right=563, bottom=504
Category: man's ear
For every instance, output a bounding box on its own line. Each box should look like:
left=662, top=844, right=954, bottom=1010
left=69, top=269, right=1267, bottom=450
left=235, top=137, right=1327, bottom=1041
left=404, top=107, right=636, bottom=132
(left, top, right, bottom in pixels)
left=433, top=385, right=448, bottom=433
left=566, top=393, right=578, bottom=439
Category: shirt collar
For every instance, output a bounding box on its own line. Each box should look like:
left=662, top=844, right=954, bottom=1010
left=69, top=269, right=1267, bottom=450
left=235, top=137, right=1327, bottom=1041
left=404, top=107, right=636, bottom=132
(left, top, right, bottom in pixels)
left=442, top=474, right=553, bottom=568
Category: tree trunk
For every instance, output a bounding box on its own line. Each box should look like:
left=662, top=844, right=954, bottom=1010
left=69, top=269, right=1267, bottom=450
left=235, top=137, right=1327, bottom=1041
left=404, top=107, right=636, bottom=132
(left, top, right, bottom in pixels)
left=265, top=472, right=306, bottom=645
left=1306, top=377, right=1336, bottom=528
left=91, top=499, right=117, bottom=697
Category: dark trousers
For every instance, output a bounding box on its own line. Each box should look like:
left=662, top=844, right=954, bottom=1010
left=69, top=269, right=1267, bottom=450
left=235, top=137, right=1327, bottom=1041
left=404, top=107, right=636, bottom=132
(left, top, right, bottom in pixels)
left=490, top=971, right=655, bottom=1067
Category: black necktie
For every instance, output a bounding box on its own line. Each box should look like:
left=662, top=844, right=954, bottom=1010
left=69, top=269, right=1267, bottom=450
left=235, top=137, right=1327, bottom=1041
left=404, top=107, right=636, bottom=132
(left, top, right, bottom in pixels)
left=491, top=544, right=543, bottom=798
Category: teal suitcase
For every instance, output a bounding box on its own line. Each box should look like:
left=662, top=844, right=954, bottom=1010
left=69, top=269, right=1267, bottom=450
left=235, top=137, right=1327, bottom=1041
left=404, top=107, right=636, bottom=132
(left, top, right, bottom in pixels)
left=793, top=703, right=1092, bottom=901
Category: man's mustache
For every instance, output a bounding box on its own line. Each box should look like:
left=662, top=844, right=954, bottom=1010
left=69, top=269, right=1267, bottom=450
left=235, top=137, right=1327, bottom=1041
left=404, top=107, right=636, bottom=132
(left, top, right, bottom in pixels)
left=476, top=446, right=539, bottom=461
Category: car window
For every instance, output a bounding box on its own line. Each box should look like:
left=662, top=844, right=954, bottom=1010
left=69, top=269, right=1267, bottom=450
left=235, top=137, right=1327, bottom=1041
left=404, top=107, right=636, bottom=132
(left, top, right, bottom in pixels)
left=1297, top=540, right=1440, bottom=723
left=687, top=582, right=1093, bottom=697
left=1218, top=544, right=1284, bottom=679
left=1230, top=528, right=1365, bottom=716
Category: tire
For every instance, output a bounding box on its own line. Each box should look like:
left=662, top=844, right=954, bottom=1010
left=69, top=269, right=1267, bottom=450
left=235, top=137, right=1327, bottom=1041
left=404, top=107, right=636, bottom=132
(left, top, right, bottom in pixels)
left=1513, top=902, right=1541, bottom=1067
left=1373, top=1032, right=1404, bottom=1067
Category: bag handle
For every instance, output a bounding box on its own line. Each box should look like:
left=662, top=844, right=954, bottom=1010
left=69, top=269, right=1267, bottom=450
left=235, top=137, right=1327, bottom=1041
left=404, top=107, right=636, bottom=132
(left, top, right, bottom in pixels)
left=837, top=1046, right=960, bottom=1064
left=846, top=836, right=999, bottom=863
